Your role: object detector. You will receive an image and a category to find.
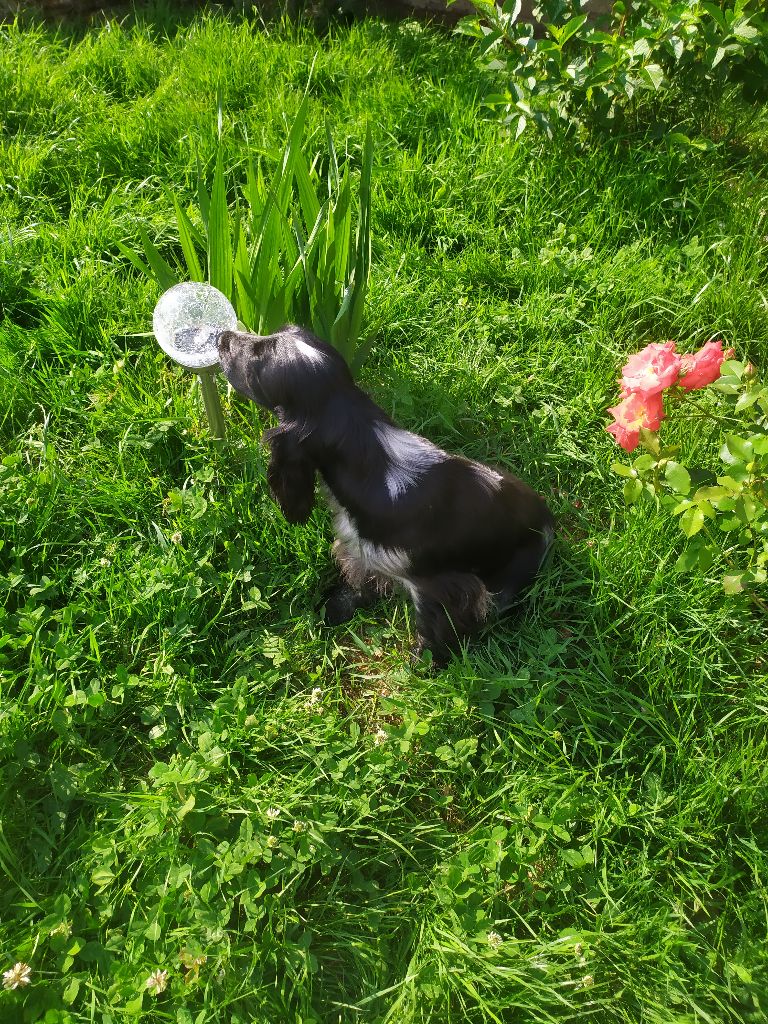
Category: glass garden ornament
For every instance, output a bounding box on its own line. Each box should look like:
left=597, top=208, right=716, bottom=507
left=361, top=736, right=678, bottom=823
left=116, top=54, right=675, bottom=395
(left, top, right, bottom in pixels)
left=152, top=282, right=237, bottom=439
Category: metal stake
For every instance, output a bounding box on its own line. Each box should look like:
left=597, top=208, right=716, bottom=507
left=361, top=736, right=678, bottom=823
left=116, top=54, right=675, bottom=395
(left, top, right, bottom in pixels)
left=197, top=369, right=226, bottom=441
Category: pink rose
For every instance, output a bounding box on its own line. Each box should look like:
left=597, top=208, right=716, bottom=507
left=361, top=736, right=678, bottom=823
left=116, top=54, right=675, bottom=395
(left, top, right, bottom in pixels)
left=606, top=391, right=665, bottom=452
left=678, top=339, right=728, bottom=391
left=606, top=421, right=640, bottom=453
left=621, top=341, right=681, bottom=396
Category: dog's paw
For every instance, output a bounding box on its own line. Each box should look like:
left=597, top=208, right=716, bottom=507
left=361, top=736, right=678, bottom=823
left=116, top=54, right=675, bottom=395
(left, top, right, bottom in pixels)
left=409, top=637, right=446, bottom=672
left=322, top=583, right=367, bottom=626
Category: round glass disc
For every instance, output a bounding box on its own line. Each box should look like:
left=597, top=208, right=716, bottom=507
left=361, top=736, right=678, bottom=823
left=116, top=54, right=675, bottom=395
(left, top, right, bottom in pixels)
left=152, top=282, right=237, bottom=370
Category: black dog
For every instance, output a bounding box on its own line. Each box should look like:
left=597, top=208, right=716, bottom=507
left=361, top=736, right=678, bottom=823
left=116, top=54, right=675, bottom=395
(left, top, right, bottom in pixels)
left=218, top=326, right=554, bottom=664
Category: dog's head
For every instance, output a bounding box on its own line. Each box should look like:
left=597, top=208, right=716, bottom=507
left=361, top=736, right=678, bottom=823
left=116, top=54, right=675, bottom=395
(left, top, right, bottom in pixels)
left=217, top=326, right=353, bottom=415
left=217, top=326, right=356, bottom=524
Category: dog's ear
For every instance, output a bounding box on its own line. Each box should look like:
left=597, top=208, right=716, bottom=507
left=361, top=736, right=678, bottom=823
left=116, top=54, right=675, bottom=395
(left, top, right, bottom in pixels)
left=218, top=331, right=275, bottom=409
left=264, top=426, right=316, bottom=525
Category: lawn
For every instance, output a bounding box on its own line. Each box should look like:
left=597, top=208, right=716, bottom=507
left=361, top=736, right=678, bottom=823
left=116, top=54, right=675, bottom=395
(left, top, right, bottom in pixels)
left=1, top=6, right=768, bottom=1022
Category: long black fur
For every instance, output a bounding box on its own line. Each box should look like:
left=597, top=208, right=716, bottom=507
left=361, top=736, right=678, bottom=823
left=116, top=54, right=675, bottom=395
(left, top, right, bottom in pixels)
left=218, top=326, right=554, bottom=663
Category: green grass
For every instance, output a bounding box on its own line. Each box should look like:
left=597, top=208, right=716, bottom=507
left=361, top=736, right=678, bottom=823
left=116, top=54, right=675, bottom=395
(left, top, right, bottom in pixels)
left=1, top=7, right=768, bottom=1023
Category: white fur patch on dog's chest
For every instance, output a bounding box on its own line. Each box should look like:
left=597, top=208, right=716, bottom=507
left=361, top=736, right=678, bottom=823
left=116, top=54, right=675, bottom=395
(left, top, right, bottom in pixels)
left=326, top=492, right=410, bottom=581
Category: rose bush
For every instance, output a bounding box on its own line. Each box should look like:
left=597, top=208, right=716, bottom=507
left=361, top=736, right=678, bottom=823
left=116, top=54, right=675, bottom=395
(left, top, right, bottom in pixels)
left=607, top=340, right=768, bottom=602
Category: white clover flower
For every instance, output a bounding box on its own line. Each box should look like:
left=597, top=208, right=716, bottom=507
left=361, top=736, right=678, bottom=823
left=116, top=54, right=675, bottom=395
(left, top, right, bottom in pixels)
left=373, top=727, right=387, bottom=745
left=266, top=807, right=280, bottom=820
left=171, top=532, right=182, bottom=545
left=146, top=968, right=168, bottom=994
left=305, top=687, right=323, bottom=708
left=292, top=820, right=305, bottom=833
left=487, top=931, right=503, bottom=949
left=266, top=835, right=278, bottom=848
left=581, top=974, right=595, bottom=988
left=3, top=963, right=32, bottom=990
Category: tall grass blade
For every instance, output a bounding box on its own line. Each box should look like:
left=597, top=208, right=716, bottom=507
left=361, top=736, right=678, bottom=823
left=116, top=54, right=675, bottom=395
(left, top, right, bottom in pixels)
left=277, top=95, right=309, bottom=212
left=195, top=149, right=210, bottom=235
left=208, top=144, right=232, bottom=298
left=116, top=240, right=151, bottom=279
left=325, top=120, right=340, bottom=190
left=294, top=202, right=334, bottom=341
left=252, top=198, right=283, bottom=332
left=245, top=158, right=267, bottom=239
left=333, top=125, right=373, bottom=364
left=333, top=169, right=352, bottom=292
left=349, top=124, right=374, bottom=352
left=294, top=148, right=322, bottom=234
left=170, top=193, right=205, bottom=283
left=233, top=219, right=255, bottom=329
left=135, top=226, right=178, bottom=292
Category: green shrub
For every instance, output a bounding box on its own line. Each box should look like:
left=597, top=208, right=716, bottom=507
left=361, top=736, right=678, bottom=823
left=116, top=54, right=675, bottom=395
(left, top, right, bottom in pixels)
left=455, top=0, right=768, bottom=139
